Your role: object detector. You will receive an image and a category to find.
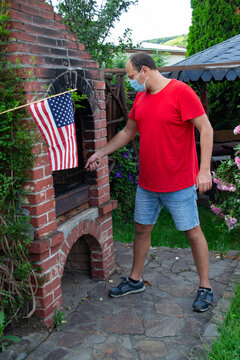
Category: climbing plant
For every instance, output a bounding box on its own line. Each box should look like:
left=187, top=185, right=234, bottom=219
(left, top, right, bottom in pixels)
left=0, top=1, right=38, bottom=325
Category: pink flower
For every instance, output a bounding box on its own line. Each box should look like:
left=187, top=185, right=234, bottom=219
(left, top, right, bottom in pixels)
left=212, top=174, right=237, bottom=192
left=233, top=125, right=240, bottom=135
left=210, top=204, right=224, bottom=218
left=228, top=185, right=237, bottom=192
left=235, top=156, right=240, bottom=170
left=224, top=215, right=238, bottom=231
left=217, top=183, right=236, bottom=192
left=212, top=174, right=221, bottom=185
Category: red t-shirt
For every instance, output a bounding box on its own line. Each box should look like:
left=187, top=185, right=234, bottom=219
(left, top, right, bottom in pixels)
left=129, top=79, right=205, bottom=192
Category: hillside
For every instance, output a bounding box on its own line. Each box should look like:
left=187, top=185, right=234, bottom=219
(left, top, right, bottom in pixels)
left=143, top=34, right=188, bottom=47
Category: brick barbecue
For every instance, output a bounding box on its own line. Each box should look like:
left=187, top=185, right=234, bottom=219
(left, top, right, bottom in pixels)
left=6, top=0, right=117, bottom=327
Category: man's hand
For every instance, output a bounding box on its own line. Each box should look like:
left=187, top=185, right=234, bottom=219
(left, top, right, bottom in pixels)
left=85, top=152, right=102, bottom=171
left=196, top=170, right=212, bottom=194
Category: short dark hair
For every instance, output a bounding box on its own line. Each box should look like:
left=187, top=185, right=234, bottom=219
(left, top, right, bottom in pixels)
left=129, top=52, right=157, bottom=72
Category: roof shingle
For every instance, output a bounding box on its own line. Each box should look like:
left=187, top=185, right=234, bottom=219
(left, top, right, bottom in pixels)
left=163, top=34, right=240, bottom=82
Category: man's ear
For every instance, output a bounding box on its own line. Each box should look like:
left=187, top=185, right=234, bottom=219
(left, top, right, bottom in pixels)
left=141, top=65, right=149, bottom=75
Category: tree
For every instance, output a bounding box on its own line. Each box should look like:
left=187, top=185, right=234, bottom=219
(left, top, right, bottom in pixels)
left=187, top=0, right=240, bottom=56
left=54, top=0, right=138, bottom=67
left=186, top=0, right=240, bottom=130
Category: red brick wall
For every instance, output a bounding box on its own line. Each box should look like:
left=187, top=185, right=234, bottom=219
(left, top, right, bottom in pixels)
left=6, top=0, right=117, bottom=327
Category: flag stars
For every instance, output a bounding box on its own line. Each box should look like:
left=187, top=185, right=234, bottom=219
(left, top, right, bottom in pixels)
left=48, top=92, right=74, bottom=128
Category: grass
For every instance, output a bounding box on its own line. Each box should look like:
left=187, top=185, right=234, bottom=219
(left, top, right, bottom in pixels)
left=203, top=282, right=240, bottom=360
left=112, top=204, right=240, bottom=252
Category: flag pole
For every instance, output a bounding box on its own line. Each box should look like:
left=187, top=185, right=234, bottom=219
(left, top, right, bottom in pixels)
left=0, top=88, right=78, bottom=116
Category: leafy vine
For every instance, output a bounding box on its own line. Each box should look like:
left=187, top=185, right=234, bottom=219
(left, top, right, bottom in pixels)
left=0, top=1, right=39, bottom=326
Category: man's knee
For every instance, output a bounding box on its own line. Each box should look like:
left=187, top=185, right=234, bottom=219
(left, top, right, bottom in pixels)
left=135, top=222, right=154, bottom=236
left=185, top=225, right=204, bottom=241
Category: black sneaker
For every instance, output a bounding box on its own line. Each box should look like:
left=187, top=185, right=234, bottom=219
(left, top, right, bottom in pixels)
left=192, top=288, right=213, bottom=312
left=108, top=277, right=145, bottom=298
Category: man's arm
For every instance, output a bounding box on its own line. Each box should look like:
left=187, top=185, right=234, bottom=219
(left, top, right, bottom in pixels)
left=190, top=114, right=213, bottom=194
left=85, top=118, right=138, bottom=171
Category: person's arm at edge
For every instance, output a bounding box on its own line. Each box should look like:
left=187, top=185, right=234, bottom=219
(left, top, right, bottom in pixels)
left=85, top=118, right=138, bottom=171
left=190, top=114, right=214, bottom=194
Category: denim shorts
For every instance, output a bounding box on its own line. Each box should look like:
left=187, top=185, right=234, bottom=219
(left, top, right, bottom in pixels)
left=134, top=185, right=199, bottom=231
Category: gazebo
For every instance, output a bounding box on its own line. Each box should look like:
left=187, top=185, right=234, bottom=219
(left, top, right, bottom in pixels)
left=159, top=34, right=240, bottom=117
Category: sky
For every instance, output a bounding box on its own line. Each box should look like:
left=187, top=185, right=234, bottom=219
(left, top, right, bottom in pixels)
left=105, top=0, right=193, bottom=44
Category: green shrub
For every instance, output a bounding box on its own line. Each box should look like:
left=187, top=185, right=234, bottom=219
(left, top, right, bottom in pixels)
left=110, top=144, right=138, bottom=222
left=208, top=82, right=240, bottom=131
left=210, top=120, right=240, bottom=234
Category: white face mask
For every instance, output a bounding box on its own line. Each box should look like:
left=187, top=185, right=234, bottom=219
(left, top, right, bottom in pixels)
left=129, top=69, right=146, bottom=92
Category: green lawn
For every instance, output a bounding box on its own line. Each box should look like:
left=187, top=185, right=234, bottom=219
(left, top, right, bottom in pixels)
left=112, top=205, right=240, bottom=252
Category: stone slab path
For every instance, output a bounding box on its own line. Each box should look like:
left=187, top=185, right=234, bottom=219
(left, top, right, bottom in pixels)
left=2, top=242, right=239, bottom=360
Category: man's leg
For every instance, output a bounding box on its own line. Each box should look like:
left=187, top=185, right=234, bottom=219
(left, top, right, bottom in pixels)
left=130, top=222, right=154, bottom=281
left=109, top=185, right=159, bottom=297
left=108, top=222, right=154, bottom=297
left=184, top=225, right=211, bottom=288
left=185, top=225, right=213, bottom=312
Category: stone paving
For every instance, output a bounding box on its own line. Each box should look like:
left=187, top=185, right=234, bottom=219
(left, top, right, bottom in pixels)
left=2, top=242, right=239, bottom=360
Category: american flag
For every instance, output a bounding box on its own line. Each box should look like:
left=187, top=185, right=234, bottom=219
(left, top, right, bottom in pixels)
left=29, top=92, right=78, bottom=171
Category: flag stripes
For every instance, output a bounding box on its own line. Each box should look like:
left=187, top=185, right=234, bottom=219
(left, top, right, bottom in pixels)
left=28, top=92, right=78, bottom=171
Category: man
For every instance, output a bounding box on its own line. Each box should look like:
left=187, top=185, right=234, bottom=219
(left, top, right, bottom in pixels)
left=85, top=53, right=214, bottom=312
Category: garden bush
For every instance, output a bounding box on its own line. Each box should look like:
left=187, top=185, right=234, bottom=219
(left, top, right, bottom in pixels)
left=210, top=123, right=240, bottom=234
left=110, top=143, right=139, bottom=223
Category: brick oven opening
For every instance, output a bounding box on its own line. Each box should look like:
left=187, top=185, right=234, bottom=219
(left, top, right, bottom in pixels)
left=53, top=91, right=92, bottom=217
left=61, top=235, right=97, bottom=312
left=65, top=235, right=91, bottom=272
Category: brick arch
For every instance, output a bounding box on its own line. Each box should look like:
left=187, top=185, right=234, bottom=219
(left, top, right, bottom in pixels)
left=32, top=210, right=115, bottom=327
left=47, top=70, right=95, bottom=112
left=58, top=216, right=115, bottom=279
left=59, top=218, right=100, bottom=275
